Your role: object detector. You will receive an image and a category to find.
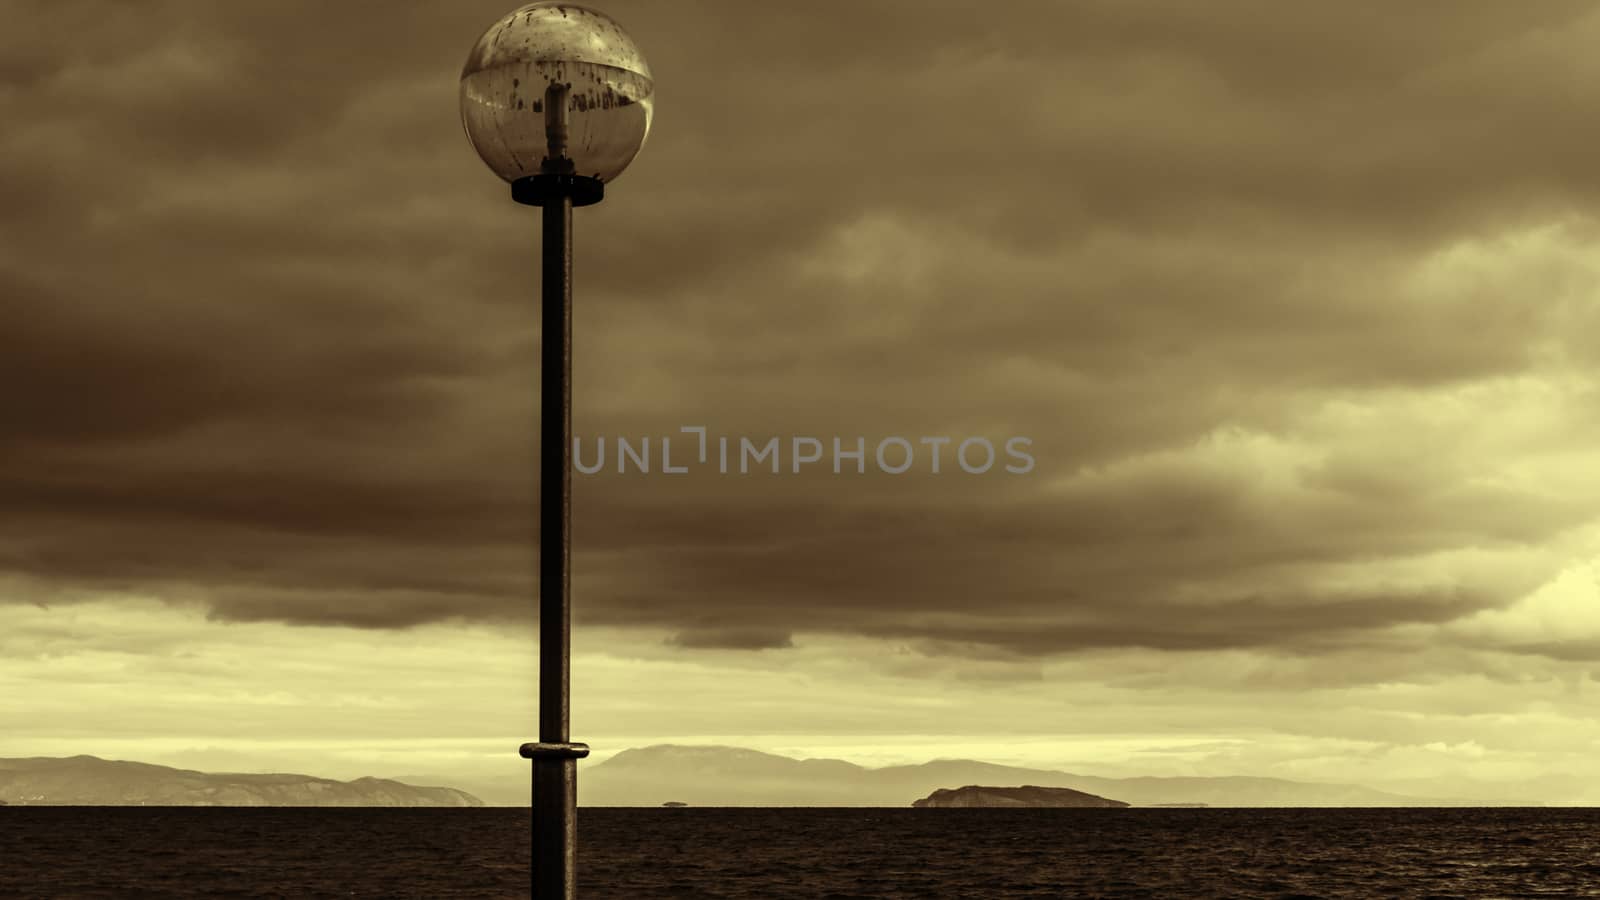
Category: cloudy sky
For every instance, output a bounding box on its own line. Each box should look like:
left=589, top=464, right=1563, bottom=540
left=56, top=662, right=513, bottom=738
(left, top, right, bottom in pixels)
left=6, top=0, right=1600, bottom=802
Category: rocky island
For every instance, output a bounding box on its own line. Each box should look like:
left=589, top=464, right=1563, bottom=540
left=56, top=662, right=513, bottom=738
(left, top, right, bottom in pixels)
left=913, top=785, right=1129, bottom=808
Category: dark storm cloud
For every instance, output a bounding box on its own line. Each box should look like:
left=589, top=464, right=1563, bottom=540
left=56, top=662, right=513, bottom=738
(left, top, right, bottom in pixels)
left=666, top=628, right=794, bottom=652
left=3, top=1, right=1599, bottom=659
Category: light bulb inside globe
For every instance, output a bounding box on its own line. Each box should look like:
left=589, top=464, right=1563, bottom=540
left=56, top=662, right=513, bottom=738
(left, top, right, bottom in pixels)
left=460, top=2, right=654, bottom=185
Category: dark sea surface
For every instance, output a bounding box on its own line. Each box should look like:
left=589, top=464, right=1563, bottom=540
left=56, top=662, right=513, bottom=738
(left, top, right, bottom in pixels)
left=1, top=807, right=1598, bottom=899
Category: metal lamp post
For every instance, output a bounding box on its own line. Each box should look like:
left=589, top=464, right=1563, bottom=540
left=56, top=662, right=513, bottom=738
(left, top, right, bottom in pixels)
left=459, top=4, right=654, bottom=897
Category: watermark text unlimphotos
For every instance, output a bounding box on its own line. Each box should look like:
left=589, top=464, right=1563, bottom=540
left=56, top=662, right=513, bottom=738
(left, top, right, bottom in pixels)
left=573, top=428, right=1035, bottom=476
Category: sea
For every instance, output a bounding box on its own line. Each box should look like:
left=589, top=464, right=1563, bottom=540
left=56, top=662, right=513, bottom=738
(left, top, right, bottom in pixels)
left=1, top=807, right=1596, bottom=898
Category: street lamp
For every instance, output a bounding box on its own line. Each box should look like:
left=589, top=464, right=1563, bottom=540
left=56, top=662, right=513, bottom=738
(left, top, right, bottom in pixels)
left=460, top=3, right=654, bottom=897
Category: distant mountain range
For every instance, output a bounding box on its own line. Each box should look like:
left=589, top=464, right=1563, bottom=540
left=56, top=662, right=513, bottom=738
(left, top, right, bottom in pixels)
left=4, top=747, right=1553, bottom=807
left=575, top=745, right=1508, bottom=807
left=0, top=756, right=483, bottom=807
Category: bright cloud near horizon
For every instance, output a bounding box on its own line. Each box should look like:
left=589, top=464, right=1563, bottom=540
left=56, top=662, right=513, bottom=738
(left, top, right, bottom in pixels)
left=6, top=0, right=1600, bottom=803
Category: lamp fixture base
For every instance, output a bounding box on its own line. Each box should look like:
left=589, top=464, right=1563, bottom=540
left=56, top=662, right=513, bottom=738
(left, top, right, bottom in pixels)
left=513, top=174, right=604, bottom=208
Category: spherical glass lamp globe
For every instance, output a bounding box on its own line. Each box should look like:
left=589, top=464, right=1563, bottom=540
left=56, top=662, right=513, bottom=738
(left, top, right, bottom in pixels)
left=460, top=2, right=654, bottom=186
